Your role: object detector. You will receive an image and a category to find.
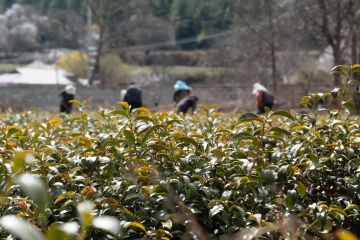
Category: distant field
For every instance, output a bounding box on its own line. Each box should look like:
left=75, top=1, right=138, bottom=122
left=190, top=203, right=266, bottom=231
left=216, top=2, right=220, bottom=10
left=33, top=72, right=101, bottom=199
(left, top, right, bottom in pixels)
left=0, top=63, right=17, bottom=74
left=0, top=61, right=212, bottom=77
left=123, top=64, right=213, bottom=75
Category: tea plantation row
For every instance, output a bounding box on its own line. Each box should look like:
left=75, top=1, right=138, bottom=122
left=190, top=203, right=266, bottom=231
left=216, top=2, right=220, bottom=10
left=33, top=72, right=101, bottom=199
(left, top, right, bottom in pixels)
left=0, top=65, right=360, bottom=239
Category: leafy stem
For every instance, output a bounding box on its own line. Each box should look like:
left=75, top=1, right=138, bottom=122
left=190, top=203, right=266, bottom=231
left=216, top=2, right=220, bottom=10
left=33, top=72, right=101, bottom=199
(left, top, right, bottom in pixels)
left=335, top=69, right=352, bottom=119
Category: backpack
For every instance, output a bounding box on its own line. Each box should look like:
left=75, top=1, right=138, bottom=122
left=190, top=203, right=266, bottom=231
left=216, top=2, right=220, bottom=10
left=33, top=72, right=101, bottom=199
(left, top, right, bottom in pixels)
left=263, top=91, right=275, bottom=106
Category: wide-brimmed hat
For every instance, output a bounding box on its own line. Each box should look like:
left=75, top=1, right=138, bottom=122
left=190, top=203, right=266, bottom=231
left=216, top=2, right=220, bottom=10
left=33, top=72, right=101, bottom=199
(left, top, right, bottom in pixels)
left=65, top=84, right=76, bottom=95
left=252, top=82, right=267, bottom=95
left=174, top=80, right=189, bottom=91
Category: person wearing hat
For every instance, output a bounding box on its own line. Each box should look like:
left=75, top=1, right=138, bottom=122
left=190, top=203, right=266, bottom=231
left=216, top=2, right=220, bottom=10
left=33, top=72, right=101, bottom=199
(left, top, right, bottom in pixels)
left=173, top=80, right=198, bottom=114
left=252, top=82, right=275, bottom=114
left=59, top=84, right=76, bottom=114
left=123, top=82, right=143, bottom=111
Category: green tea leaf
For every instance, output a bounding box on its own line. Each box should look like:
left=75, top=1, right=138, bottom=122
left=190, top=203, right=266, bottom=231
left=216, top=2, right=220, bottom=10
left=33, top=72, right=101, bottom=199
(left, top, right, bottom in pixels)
left=269, top=111, right=295, bottom=121
left=238, top=113, right=262, bottom=123
left=124, top=130, right=136, bottom=147
left=141, top=125, right=161, bottom=146
left=296, top=181, right=307, bottom=198
left=110, top=109, right=130, bottom=118
left=176, top=137, right=202, bottom=152
left=285, top=190, right=297, bottom=209
left=46, top=226, right=68, bottom=240
left=269, top=127, right=291, bottom=136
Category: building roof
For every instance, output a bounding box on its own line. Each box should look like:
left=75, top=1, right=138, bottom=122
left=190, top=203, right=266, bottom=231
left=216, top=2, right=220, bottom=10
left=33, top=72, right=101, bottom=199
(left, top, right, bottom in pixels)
left=0, top=62, right=72, bottom=86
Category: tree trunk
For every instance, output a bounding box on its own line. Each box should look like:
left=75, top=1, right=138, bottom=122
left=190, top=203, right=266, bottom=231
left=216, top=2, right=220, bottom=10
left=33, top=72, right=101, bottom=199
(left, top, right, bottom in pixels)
left=168, top=20, right=177, bottom=49
left=89, top=25, right=105, bottom=86
left=333, top=46, right=342, bottom=86
left=270, top=42, right=277, bottom=93
left=266, top=0, right=277, bottom=94
left=352, top=30, right=360, bottom=81
left=352, top=33, right=358, bottom=62
left=316, top=0, right=343, bottom=86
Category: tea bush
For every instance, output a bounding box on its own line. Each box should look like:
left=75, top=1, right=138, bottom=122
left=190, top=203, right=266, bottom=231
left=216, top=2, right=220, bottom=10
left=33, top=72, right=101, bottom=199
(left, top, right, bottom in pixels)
left=0, top=65, right=360, bottom=239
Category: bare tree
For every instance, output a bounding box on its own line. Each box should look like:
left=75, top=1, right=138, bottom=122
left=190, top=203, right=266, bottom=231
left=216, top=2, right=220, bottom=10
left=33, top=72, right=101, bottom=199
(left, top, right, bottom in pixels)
left=86, top=0, right=127, bottom=85
left=296, top=0, right=360, bottom=85
left=231, top=0, right=290, bottom=93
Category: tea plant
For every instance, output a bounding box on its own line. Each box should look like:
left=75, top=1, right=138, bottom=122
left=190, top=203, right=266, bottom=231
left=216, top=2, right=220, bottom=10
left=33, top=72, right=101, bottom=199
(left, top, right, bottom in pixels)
left=0, top=65, right=359, bottom=239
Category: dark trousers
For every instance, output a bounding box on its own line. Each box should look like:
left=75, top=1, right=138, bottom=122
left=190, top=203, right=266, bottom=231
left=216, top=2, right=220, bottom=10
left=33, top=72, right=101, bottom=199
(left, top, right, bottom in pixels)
left=257, top=104, right=273, bottom=114
left=60, top=103, right=72, bottom=114
left=128, top=101, right=142, bottom=111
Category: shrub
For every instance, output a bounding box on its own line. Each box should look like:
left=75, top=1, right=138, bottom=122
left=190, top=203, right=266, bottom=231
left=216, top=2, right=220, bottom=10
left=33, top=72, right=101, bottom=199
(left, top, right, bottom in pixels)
left=99, top=54, right=131, bottom=88
left=0, top=66, right=359, bottom=239
left=57, top=51, right=88, bottom=78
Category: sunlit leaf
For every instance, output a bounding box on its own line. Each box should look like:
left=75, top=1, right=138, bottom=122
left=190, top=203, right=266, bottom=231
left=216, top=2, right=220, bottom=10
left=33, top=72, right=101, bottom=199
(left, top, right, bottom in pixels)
left=58, top=222, right=79, bottom=235
left=344, top=204, right=359, bottom=212
left=330, top=208, right=348, bottom=217
left=269, top=110, right=295, bottom=121
left=54, top=192, right=76, bottom=205
left=336, top=229, right=358, bottom=240
left=69, top=99, right=81, bottom=105
left=133, top=107, right=151, bottom=115
left=93, top=216, right=121, bottom=235
left=117, top=101, right=130, bottom=109
left=6, top=125, right=22, bottom=137
left=0, top=215, right=45, bottom=240
left=48, top=118, right=62, bottom=126
left=331, top=88, right=341, bottom=98
left=210, top=204, right=224, bottom=218
left=141, top=125, right=161, bottom=146
left=77, top=201, right=95, bottom=227
left=161, top=219, right=173, bottom=230
left=16, top=174, right=49, bottom=210
left=78, top=136, right=92, bottom=147
left=46, top=226, right=68, bottom=240
left=125, top=221, right=146, bottom=232
left=11, top=152, right=31, bottom=174
left=133, top=166, right=155, bottom=174
left=110, top=109, right=129, bottom=118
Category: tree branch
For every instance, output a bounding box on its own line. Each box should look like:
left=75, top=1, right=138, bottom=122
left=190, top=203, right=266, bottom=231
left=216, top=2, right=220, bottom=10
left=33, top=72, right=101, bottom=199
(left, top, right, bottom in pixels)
left=234, top=8, right=272, bottom=45
left=317, top=0, right=335, bottom=49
